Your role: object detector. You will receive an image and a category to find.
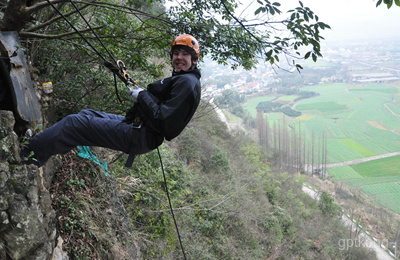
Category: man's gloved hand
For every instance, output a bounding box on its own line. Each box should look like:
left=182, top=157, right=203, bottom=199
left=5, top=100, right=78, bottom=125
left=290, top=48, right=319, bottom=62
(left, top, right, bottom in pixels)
left=129, top=88, right=144, bottom=102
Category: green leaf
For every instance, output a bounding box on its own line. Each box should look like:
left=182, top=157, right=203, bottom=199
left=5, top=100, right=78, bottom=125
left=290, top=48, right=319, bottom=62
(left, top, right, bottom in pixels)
left=312, top=53, right=317, bottom=62
left=376, top=0, right=383, bottom=6
left=270, top=8, right=275, bottom=15
left=273, top=7, right=282, bottom=14
left=304, top=51, right=311, bottom=59
left=304, top=13, right=309, bottom=22
left=395, top=0, right=400, bottom=6
left=255, top=7, right=264, bottom=15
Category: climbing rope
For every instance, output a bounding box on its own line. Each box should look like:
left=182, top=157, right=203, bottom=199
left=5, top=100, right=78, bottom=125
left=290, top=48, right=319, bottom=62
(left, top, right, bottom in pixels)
left=157, top=147, right=187, bottom=259
left=46, top=0, right=136, bottom=103
left=45, top=1, right=187, bottom=258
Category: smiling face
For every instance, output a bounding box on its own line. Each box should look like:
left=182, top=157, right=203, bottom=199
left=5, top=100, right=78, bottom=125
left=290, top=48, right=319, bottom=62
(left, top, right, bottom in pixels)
left=172, top=48, right=198, bottom=72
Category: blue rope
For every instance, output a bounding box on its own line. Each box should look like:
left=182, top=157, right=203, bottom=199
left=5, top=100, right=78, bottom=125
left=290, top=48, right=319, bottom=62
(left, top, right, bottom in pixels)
left=77, top=146, right=109, bottom=176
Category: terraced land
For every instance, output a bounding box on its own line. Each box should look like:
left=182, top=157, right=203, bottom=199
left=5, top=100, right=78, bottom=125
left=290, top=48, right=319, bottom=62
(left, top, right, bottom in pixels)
left=297, top=83, right=400, bottom=213
left=245, top=82, right=400, bottom=213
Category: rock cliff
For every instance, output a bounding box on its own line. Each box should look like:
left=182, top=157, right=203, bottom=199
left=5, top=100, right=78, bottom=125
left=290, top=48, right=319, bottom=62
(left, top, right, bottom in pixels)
left=0, top=110, right=66, bottom=260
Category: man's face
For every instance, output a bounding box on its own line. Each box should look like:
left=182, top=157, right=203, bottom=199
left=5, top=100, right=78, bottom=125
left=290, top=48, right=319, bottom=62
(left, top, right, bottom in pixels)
left=172, top=48, right=198, bottom=72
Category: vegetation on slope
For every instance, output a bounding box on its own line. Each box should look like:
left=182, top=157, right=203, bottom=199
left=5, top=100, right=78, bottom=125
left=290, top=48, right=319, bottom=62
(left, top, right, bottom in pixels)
left=50, top=106, right=377, bottom=259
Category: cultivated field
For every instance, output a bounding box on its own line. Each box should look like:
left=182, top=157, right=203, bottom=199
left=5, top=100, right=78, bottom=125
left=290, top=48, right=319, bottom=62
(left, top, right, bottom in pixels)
left=244, top=82, right=400, bottom=214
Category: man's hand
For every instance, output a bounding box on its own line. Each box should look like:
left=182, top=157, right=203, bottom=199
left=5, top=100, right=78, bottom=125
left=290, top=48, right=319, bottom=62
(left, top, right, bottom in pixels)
left=129, top=88, right=143, bottom=102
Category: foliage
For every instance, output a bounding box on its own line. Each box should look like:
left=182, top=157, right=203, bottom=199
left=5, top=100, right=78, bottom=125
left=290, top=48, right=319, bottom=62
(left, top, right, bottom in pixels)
left=51, top=154, right=118, bottom=259
left=48, top=106, right=377, bottom=259
left=278, top=88, right=319, bottom=101
left=213, top=89, right=244, bottom=108
left=376, top=0, right=400, bottom=8
left=0, top=0, right=332, bottom=120
left=256, top=100, right=302, bottom=117
left=256, top=100, right=283, bottom=112
left=281, top=105, right=302, bottom=117
left=228, top=105, right=245, bottom=118
left=318, top=191, right=340, bottom=216
left=208, top=145, right=231, bottom=173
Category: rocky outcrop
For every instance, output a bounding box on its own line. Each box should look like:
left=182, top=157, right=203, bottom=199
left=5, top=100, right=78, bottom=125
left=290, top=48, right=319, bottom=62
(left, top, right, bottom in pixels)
left=0, top=110, right=62, bottom=260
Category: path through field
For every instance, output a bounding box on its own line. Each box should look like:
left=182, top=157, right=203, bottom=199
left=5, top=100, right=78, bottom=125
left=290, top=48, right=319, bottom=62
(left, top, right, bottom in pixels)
left=302, top=185, right=394, bottom=260
left=326, top=151, right=400, bottom=168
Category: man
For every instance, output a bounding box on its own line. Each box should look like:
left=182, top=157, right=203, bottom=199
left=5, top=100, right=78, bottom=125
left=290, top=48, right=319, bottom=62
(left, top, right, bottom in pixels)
left=21, top=34, right=201, bottom=167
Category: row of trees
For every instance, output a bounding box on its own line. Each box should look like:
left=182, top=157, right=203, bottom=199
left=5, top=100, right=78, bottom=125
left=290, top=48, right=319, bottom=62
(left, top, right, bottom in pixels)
left=256, top=101, right=302, bottom=117
left=256, top=110, right=328, bottom=176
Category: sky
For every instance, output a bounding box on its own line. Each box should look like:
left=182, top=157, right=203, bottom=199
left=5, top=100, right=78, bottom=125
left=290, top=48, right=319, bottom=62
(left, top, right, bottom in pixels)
left=166, top=0, right=400, bottom=44
left=276, top=0, right=400, bottom=42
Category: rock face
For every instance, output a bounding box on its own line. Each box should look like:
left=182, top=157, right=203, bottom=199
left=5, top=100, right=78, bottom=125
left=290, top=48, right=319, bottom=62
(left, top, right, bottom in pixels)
left=0, top=110, right=59, bottom=260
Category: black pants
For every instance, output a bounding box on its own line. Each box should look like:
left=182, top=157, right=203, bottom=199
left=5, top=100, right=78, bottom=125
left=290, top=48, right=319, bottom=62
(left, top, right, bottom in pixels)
left=23, top=109, right=150, bottom=167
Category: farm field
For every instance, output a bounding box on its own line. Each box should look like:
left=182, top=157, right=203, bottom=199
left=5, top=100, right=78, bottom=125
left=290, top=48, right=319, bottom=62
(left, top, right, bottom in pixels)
left=331, top=155, right=400, bottom=214
left=301, top=83, right=400, bottom=214
left=243, top=96, right=276, bottom=117
left=243, top=82, right=400, bottom=214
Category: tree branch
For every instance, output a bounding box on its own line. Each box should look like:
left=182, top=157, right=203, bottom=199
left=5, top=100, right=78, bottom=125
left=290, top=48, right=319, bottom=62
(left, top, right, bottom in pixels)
left=219, top=0, right=265, bottom=45
left=24, top=0, right=70, bottom=15
left=19, top=25, right=104, bottom=39
left=25, top=2, right=92, bottom=32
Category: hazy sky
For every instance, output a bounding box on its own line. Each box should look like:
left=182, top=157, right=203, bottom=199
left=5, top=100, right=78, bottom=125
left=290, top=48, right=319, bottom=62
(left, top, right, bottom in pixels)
left=167, top=0, right=400, bottom=42
left=278, top=0, right=400, bottom=42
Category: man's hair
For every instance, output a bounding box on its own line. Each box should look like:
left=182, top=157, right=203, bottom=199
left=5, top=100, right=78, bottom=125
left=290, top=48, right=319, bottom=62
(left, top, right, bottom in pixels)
left=171, top=45, right=198, bottom=62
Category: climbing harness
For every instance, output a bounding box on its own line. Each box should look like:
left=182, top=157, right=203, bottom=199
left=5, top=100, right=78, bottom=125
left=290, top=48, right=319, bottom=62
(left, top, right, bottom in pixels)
left=45, top=1, right=187, bottom=258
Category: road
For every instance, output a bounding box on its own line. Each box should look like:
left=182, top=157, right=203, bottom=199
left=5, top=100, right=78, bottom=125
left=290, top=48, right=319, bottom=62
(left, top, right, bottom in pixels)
left=302, top=185, right=394, bottom=260
left=325, top=151, right=400, bottom=168
left=212, top=100, right=246, bottom=132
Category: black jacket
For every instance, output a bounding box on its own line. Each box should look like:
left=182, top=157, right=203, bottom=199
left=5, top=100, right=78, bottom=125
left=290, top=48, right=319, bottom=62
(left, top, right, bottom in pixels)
left=125, top=69, right=201, bottom=149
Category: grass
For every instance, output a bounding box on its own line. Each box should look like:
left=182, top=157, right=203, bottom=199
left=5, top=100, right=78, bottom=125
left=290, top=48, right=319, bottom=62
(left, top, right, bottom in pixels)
left=297, top=115, right=315, bottom=120
left=242, top=82, right=400, bottom=214
left=243, top=83, right=400, bottom=164
left=386, top=102, right=400, bottom=115
left=361, top=183, right=400, bottom=214
left=350, top=155, right=400, bottom=178
left=344, top=175, right=400, bottom=188
left=326, top=139, right=364, bottom=163
left=361, top=182, right=400, bottom=195
left=328, top=166, right=363, bottom=181
left=296, top=102, right=347, bottom=113
left=243, top=96, right=276, bottom=117
left=223, top=110, right=242, bottom=124
left=339, top=138, right=377, bottom=158
left=277, top=95, right=298, bottom=101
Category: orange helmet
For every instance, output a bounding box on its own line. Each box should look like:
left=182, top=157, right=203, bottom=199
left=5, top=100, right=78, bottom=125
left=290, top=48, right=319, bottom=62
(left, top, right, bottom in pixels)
left=171, top=34, right=200, bottom=58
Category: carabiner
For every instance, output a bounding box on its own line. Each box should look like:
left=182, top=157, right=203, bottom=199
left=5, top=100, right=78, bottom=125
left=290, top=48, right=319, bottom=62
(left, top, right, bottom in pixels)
left=116, top=60, right=140, bottom=90
left=117, top=60, right=130, bottom=81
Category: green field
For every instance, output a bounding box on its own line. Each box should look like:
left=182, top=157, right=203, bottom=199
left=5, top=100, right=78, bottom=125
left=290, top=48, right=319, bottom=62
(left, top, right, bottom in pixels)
left=243, top=83, right=400, bottom=165
left=361, top=182, right=400, bottom=213
left=339, top=139, right=377, bottom=158
left=243, top=96, right=276, bottom=117
left=296, top=101, right=347, bottom=113
left=350, top=155, right=400, bottom=178
left=242, top=82, right=400, bottom=214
